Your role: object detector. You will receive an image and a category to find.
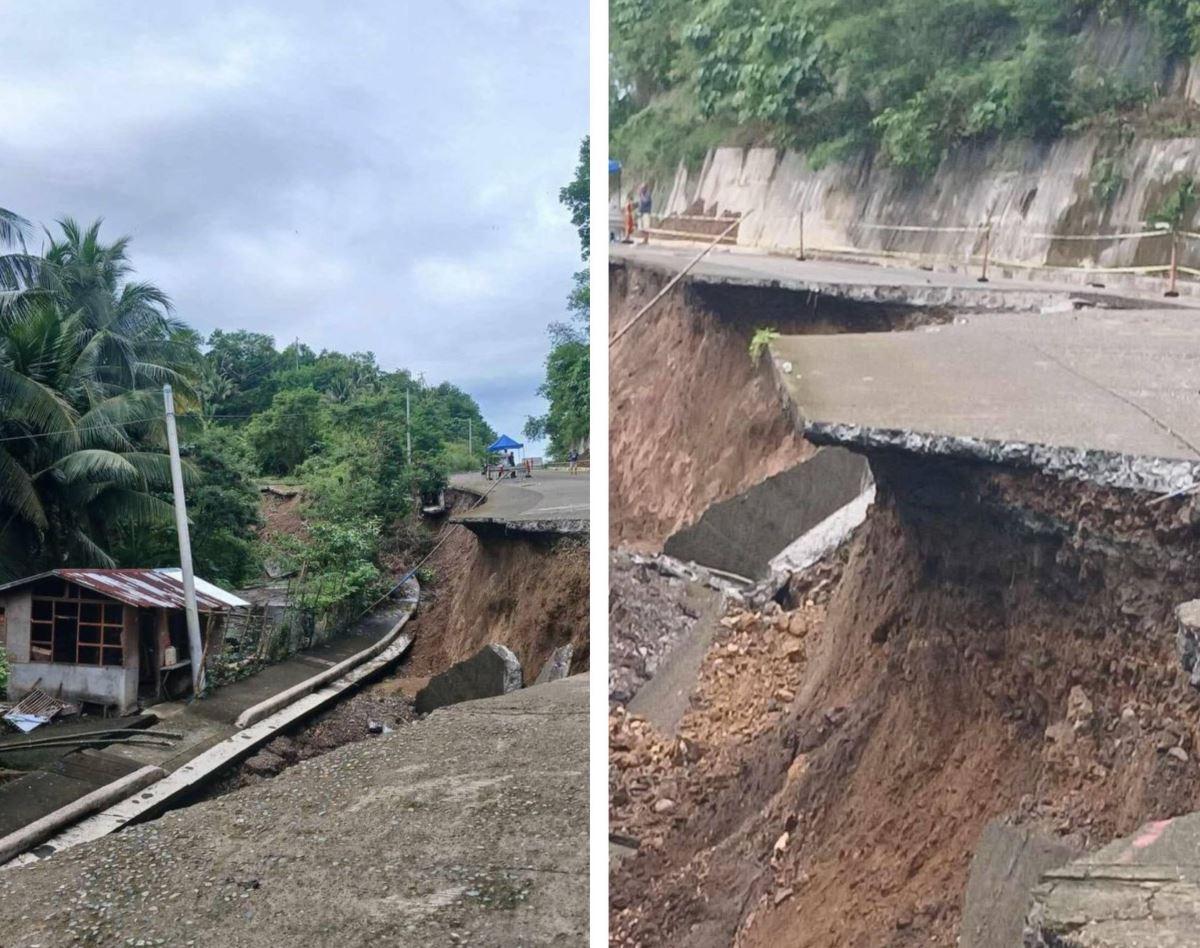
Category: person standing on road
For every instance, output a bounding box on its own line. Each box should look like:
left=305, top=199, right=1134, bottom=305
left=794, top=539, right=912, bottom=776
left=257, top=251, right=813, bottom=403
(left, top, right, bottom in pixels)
left=637, top=182, right=652, bottom=244
left=568, top=448, right=579, bottom=474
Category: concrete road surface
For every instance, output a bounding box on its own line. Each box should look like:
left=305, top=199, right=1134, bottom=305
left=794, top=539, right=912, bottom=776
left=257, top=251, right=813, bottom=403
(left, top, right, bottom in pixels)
left=771, top=308, right=1200, bottom=493
left=0, top=675, right=589, bottom=947
left=451, top=469, right=589, bottom=533
left=613, top=243, right=1200, bottom=312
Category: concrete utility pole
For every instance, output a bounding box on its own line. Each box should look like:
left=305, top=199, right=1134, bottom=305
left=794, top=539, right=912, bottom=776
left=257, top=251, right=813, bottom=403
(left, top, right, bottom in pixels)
left=406, top=389, right=412, bottom=465
left=468, top=417, right=472, bottom=455
left=162, top=385, right=205, bottom=696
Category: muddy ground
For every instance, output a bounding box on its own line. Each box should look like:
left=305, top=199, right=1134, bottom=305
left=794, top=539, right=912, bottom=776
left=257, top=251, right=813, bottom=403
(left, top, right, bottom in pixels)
left=610, top=457, right=1200, bottom=946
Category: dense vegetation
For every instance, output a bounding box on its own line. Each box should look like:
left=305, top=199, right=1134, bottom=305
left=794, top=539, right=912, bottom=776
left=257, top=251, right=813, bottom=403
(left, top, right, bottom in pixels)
left=611, top=0, right=1194, bottom=178
left=0, top=209, right=494, bottom=609
left=525, top=136, right=590, bottom=460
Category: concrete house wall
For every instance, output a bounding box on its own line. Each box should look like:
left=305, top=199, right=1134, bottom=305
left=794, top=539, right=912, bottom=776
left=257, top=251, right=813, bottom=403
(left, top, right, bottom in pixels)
left=4, top=589, right=140, bottom=713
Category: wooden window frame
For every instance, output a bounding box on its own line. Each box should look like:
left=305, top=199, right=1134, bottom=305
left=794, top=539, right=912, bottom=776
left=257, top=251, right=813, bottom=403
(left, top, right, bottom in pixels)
left=29, top=592, right=124, bottom=667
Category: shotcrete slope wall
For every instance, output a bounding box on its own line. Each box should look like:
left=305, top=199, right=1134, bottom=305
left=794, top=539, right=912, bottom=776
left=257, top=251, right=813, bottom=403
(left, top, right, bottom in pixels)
left=663, top=447, right=870, bottom=580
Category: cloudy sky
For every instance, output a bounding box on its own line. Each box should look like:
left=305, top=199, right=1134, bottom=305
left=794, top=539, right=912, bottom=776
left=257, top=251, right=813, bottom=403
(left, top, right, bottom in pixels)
left=0, top=1, right=588, bottom=452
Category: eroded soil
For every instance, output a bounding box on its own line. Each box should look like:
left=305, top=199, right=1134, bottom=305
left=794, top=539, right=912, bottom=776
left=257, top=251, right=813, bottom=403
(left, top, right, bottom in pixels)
left=610, top=458, right=1200, bottom=946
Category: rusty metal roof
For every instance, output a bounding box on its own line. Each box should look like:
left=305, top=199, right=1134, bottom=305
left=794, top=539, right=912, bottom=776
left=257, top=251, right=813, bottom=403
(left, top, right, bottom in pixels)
left=0, top=569, right=245, bottom=612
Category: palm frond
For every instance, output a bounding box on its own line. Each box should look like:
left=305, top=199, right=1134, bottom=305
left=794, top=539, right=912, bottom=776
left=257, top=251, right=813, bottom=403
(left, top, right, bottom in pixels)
left=0, top=446, right=48, bottom=529
left=50, top=449, right=144, bottom=487
left=66, top=528, right=116, bottom=568
left=0, top=365, right=75, bottom=431
left=0, top=208, right=31, bottom=248
left=123, top=451, right=198, bottom=488
left=88, top=486, right=175, bottom=530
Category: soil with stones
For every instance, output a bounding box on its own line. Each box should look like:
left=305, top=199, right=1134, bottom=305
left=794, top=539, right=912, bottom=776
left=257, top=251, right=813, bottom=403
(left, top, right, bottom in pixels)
left=609, top=548, right=726, bottom=705
left=206, top=686, right=419, bottom=797
left=403, top=526, right=589, bottom=684
left=610, top=456, right=1200, bottom=947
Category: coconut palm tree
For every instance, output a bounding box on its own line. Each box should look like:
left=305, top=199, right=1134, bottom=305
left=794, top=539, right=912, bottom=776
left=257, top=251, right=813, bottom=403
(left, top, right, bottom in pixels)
left=0, top=218, right=198, bottom=580
left=0, top=207, right=41, bottom=322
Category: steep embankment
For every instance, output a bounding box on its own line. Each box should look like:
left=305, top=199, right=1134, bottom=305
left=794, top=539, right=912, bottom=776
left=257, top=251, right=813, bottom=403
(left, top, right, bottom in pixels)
left=609, top=262, right=925, bottom=551
left=610, top=456, right=1200, bottom=946
left=404, top=500, right=588, bottom=683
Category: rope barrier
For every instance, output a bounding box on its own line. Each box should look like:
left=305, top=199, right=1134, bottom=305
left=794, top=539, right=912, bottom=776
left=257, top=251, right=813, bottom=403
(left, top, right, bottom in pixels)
left=644, top=207, right=1200, bottom=291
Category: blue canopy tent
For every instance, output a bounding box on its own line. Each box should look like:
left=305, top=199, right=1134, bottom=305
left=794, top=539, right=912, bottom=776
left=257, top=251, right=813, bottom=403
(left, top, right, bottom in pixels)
left=484, top=434, right=527, bottom=479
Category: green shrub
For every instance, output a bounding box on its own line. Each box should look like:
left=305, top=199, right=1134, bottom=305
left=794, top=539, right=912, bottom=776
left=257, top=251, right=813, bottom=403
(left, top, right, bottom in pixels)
left=1090, top=155, right=1126, bottom=205
left=749, top=327, right=780, bottom=365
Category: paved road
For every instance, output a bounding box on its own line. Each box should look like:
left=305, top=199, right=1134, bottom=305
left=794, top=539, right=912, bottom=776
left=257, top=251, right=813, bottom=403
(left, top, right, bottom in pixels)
left=0, top=675, right=589, bottom=947
left=612, top=243, right=1200, bottom=312
left=450, top=470, right=589, bottom=532
left=771, top=308, right=1200, bottom=492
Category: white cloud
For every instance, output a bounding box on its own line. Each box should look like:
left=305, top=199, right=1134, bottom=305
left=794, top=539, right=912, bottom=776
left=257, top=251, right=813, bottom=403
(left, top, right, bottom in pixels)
left=0, top=0, right=588, bottom=449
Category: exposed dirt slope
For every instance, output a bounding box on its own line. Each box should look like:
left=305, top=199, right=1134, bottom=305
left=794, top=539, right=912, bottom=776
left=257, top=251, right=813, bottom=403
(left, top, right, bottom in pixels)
left=610, top=455, right=1200, bottom=946
left=609, top=261, right=933, bottom=551
left=403, top=523, right=589, bottom=684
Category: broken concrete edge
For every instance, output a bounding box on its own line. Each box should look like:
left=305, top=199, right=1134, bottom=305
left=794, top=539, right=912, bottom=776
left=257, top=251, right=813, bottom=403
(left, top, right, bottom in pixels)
left=740, top=486, right=878, bottom=610
left=534, top=644, right=574, bottom=685
left=611, top=249, right=1188, bottom=314
left=0, top=765, right=165, bottom=866
left=2, top=590, right=420, bottom=871
left=1177, top=600, right=1200, bottom=689
left=803, top=420, right=1200, bottom=495
left=415, top=643, right=524, bottom=714
left=234, top=576, right=420, bottom=729
left=453, top=517, right=589, bottom=537
left=626, top=551, right=750, bottom=604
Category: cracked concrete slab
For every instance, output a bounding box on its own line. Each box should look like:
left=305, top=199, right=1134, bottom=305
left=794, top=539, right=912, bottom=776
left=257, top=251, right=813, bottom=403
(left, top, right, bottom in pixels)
left=663, top=446, right=870, bottom=580
left=450, top=470, right=589, bottom=535
left=612, top=244, right=1200, bottom=313
left=770, top=309, right=1200, bottom=493
left=1027, top=811, right=1200, bottom=946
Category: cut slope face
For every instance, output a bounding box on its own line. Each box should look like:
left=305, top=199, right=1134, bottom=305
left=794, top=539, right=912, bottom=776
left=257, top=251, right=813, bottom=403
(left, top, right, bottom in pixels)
left=610, top=454, right=1200, bottom=946
left=609, top=260, right=931, bottom=551
left=404, top=521, right=588, bottom=683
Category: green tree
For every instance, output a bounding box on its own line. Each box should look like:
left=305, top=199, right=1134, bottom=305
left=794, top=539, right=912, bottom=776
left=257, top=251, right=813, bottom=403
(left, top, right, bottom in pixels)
left=611, top=0, right=1156, bottom=178
left=0, top=219, right=196, bottom=580
left=205, top=329, right=282, bottom=419
left=560, top=137, right=591, bottom=260
left=246, top=387, right=323, bottom=475
left=526, top=138, right=591, bottom=460
left=524, top=338, right=589, bottom=459
left=110, top=426, right=262, bottom=588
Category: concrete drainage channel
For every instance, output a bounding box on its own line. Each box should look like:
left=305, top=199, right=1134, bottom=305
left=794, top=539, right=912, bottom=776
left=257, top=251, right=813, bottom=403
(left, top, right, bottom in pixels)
left=0, top=576, right=420, bottom=870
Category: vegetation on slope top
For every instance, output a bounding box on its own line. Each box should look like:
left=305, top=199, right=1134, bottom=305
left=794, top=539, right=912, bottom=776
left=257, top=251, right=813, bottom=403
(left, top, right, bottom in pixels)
left=611, top=0, right=1200, bottom=179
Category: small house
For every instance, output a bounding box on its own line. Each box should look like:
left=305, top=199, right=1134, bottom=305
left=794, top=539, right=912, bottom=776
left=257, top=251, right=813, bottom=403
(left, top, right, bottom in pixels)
left=0, top=569, right=249, bottom=714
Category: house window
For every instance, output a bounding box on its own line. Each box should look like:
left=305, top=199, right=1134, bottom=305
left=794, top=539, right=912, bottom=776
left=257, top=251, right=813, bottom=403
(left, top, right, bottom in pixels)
left=30, top=594, right=124, bottom=667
